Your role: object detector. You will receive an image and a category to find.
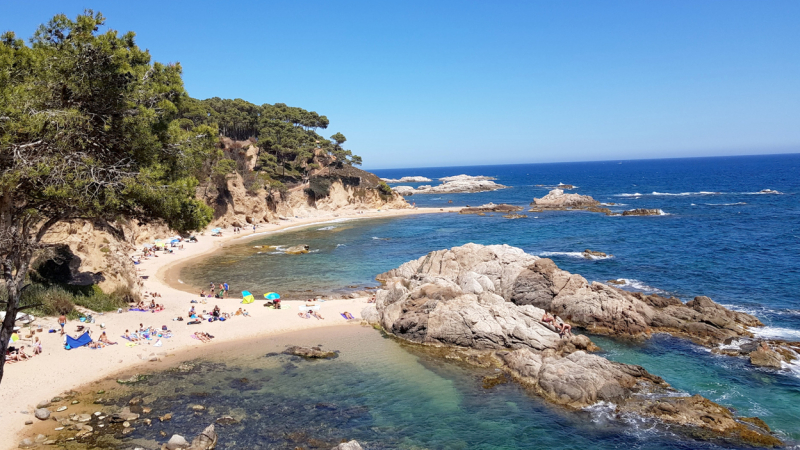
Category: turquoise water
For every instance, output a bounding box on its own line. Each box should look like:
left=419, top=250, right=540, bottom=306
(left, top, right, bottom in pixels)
left=178, top=155, right=800, bottom=446
left=95, top=326, right=789, bottom=450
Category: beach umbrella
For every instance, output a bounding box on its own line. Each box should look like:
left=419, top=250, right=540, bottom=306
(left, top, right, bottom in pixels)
left=241, top=290, right=255, bottom=304
left=10, top=333, right=19, bottom=343
left=154, top=239, right=165, bottom=248
left=264, top=292, right=280, bottom=300
left=211, top=228, right=221, bottom=233
left=169, top=239, right=180, bottom=244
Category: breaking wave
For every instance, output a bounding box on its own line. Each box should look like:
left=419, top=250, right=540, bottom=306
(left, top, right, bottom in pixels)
left=751, top=326, right=800, bottom=341
left=705, top=202, right=746, bottom=206
left=538, top=251, right=614, bottom=260
left=615, top=191, right=722, bottom=197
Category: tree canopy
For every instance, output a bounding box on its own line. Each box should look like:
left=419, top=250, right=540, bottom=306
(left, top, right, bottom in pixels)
left=0, top=10, right=216, bottom=384
left=177, top=97, right=362, bottom=183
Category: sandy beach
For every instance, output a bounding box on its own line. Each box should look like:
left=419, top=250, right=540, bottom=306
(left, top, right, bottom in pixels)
left=0, top=206, right=458, bottom=449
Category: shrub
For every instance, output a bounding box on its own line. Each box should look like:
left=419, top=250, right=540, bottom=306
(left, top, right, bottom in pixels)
left=378, top=181, right=393, bottom=196
left=306, top=177, right=332, bottom=198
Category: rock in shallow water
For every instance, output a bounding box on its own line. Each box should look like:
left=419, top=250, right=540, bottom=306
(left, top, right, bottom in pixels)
left=369, top=243, right=781, bottom=447
left=283, top=346, right=338, bottom=359
left=331, top=440, right=363, bottom=450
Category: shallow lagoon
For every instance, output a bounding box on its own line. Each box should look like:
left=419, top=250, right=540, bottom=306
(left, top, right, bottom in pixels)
left=54, top=326, right=798, bottom=449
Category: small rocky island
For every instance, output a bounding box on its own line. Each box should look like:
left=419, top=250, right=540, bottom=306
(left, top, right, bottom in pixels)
left=530, top=189, right=668, bottom=216
left=392, top=175, right=506, bottom=195
left=381, top=176, right=432, bottom=183
left=362, top=244, right=784, bottom=447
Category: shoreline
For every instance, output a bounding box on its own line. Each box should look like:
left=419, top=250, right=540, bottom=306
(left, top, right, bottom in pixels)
left=1, top=206, right=458, bottom=449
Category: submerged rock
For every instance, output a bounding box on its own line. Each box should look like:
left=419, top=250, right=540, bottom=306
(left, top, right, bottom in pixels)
left=283, top=346, right=338, bottom=359
left=162, top=424, right=217, bottom=450
left=284, top=244, right=310, bottom=255
left=370, top=243, right=780, bottom=447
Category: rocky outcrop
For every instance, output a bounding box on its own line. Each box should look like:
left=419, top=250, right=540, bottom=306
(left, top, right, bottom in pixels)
left=459, top=203, right=523, bottom=214
left=622, top=208, right=665, bottom=216
left=331, top=441, right=363, bottom=450
left=582, top=249, right=611, bottom=259
left=284, top=245, right=310, bottom=255
left=529, top=189, right=613, bottom=215
left=512, top=258, right=762, bottom=346
left=381, top=176, right=432, bottom=183
left=532, top=189, right=599, bottom=208
left=439, top=175, right=496, bottom=182
left=370, top=244, right=780, bottom=447
left=162, top=424, right=218, bottom=450
left=393, top=176, right=506, bottom=195
left=283, top=346, right=338, bottom=359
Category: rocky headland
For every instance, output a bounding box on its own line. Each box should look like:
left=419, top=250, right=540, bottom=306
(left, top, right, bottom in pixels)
left=362, top=244, right=783, bottom=447
left=393, top=175, right=506, bottom=195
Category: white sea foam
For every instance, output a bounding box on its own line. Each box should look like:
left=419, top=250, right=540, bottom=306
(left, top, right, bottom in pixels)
left=336, top=244, right=346, bottom=247
left=538, top=251, right=614, bottom=260
left=372, top=237, right=390, bottom=240
left=705, top=202, right=746, bottom=206
left=613, top=278, right=667, bottom=294
left=317, top=226, right=337, bottom=231
left=751, top=326, right=800, bottom=340
left=615, top=191, right=723, bottom=197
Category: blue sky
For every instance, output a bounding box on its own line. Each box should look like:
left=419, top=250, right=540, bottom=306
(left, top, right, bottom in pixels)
left=2, top=1, right=798, bottom=169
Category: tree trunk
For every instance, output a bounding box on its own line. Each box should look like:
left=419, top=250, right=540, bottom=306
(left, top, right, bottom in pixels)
left=0, top=261, right=26, bottom=386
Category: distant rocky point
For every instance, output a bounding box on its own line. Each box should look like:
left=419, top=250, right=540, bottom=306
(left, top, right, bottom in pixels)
left=530, top=189, right=671, bottom=217
left=439, top=174, right=496, bottom=182
left=459, top=203, right=523, bottom=214
left=381, top=176, right=432, bottom=183
left=393, top=175, right=505, bottom=195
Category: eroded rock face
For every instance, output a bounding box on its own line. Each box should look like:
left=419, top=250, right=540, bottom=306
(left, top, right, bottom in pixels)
left=370, top=244, right=780, bottom=447
left=512, top=258, right=762, bottom=346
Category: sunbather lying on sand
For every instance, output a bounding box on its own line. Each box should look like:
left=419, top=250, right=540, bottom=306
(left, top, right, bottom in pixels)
left=89, top=341, right=106, bottom=349
left=342, top=312, right=355, bottom=320
left=310, top=311, right=324, bottom=320
left=194, top=332, right=213, bottom=343
left=99, top=332, right=118, bottom=345
left=298, top=311, right=311, bottom=319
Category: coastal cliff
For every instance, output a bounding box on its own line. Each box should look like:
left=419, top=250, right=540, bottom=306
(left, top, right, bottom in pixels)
left=363, top=244, right=782, bottom=447
left=37, top=151, right=406, bottom=298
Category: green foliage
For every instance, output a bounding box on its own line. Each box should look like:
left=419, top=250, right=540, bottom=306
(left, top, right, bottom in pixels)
left=379, top=181, right=393, bottom=196
left=306, top=177, right=332, bottom=198
left=0, top=10, right=215, bottom=235
left=1, top=282, right=129, bottom=318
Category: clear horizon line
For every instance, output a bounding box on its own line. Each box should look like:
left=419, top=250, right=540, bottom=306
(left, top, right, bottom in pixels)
left=364, top=150, right=800, bottom=172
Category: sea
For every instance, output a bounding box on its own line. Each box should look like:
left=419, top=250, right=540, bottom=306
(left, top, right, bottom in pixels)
left=165, top=154, right=800, bottom=449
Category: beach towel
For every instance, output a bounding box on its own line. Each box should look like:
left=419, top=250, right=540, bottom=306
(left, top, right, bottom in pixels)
left=128, top=308, right=149, bottom=312
left=65, top=332, right=92, bottom=350
left=153, top=339, right=162, bottom=347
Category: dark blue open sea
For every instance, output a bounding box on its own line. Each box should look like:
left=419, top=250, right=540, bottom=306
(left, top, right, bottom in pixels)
left=172, top=154, right=800, bottom=449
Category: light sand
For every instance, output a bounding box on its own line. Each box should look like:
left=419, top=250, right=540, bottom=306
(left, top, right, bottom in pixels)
left=0, top=206, right=458, bottom=448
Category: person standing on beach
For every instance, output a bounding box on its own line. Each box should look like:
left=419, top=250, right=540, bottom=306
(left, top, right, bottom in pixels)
left=223, top=282, right=229, bottom=298
left=58, top=314, right=66, bottom=336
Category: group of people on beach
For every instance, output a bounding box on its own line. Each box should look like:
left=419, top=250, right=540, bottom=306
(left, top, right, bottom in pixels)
left=4, top=335, right=42, bottom=363
left=200, top=282, right=229, bottom=299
